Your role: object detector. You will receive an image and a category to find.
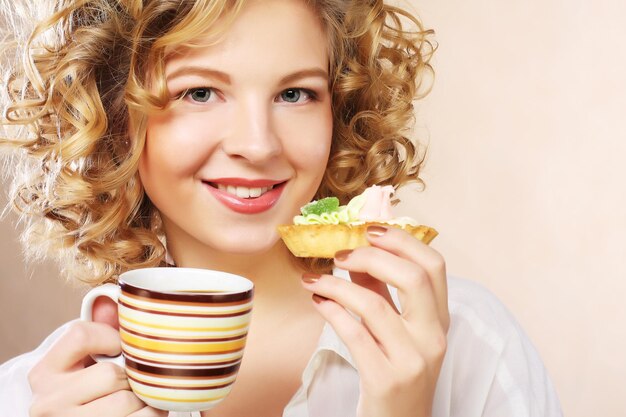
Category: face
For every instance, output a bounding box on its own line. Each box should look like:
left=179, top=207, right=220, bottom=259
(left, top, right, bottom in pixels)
left=138, top=0, right=333, bottom=257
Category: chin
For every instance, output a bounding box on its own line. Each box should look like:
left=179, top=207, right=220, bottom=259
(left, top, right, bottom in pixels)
left=201, top=228, right=281, bottom=255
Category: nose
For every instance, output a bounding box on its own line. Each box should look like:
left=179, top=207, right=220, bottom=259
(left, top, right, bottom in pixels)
left=221, top=98, right=282, bottom=164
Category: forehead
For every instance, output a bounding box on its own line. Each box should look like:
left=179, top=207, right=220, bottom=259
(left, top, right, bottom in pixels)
left=164, top=0, right=329, bottom=77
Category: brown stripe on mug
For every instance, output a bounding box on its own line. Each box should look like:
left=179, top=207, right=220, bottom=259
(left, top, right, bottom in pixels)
left=119, top=299, right=253, bottom=318
left=128, top=365, right=239, bottom=382
left=124, top=358, right=241, bottom=379
left=122, top=291, right=252, bottom=308
left=126, top=374, right=235, bottom=390
left=125, top=357, right=241, bottom=377
left=123, top=351, right=242, bottom=368
left=119, top=324, right=248, bottom=343
left=120, top=282, right=254, bottom=303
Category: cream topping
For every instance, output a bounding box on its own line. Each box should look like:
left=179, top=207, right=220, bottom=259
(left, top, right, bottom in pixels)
left=293, top=185, right=418, bottom=227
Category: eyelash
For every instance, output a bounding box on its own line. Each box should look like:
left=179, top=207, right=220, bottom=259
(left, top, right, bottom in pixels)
left=177, top=87, right=319, bottom=104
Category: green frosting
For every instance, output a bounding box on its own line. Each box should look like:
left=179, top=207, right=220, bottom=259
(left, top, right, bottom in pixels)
left=300, top=197, right=340, bottom=216
left=294, top=194, right=366, bottom=225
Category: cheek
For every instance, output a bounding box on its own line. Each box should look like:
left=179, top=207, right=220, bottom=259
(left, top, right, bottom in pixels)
left=278, top=107, right=333, bottom=172
left=141, top=113, right=219, bottom=179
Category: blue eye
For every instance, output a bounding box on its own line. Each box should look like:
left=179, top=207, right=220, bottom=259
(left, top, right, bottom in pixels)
left=278, top=88, right=316, bottom=103
left=186, top=88, right=213, bottom=103
left=179, top=87, right=316, bottom=104
left=280, top=89, right=302, bottom=103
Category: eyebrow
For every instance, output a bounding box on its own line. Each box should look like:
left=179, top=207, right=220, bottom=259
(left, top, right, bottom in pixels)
left=165, top=66, right=329, bottom=85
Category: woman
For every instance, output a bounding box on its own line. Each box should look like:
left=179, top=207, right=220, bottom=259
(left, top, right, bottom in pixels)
left=0, top=0, right=562, bottom=416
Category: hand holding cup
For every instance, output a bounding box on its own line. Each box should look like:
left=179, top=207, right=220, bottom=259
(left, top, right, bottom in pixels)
left=80, top=267, right=254, bottom=412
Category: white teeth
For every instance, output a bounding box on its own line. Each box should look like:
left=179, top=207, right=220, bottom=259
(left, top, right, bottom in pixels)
left=249, top=187, right=262, bottom=198
left=235, top=186, right=249, bottom=198
left=213, top=183, right=276, bottom=199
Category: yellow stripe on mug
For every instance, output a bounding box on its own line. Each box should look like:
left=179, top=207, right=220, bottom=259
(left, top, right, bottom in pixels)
left=119, top=312, right=250, bottom=332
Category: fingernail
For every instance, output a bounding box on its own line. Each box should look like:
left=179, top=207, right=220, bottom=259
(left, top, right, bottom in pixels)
left=302, top=273, right=321, bottom=284
left=367, top=225, right=387, bottom=237
left=312, top=294, right=328, bottom=304
left=334, top=249, right=353, bottom=261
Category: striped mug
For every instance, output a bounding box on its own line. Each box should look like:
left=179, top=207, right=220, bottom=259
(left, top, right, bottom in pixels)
left=80, top=267, right=254, bottom=412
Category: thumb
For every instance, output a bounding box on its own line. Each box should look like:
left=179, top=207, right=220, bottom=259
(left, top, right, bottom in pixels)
left=92, top=296, right=119, bottom=330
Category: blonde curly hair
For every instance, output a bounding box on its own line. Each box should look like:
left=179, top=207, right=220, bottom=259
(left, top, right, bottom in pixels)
left=0, top=0, right=435, bottom=285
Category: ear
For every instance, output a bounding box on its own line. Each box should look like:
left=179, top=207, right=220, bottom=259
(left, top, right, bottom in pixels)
left=92, top=296, right=119, bottom=330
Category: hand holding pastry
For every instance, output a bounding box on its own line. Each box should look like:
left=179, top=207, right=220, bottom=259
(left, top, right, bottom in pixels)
left=301, top=225, right=449, bottom=417
left=285, top=185, right=447, bottom=416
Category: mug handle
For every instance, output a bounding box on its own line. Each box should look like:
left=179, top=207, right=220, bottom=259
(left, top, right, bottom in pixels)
left=79, top=283, right=125, bottom=366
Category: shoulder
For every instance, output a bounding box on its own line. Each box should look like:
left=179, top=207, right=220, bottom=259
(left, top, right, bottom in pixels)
left=0, top=320, right=76, bottom=414
left=438, top=277, right=563, bottom=417
left=443, top=276, right=522, bottom=379
left=447, top=276, right=524, bottom=343
left=445, top=275, right=546, bottom=366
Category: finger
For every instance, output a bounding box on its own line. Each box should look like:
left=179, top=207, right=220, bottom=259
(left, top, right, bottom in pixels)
left=35, top=321, right=122, bottom=373
left=349, top=270, right=399, bottom=314
left=80, top=389, right=145, bottom=417
left=311, top=295, right=389, bottom=381
left=365, top=225, right=449, bottom=328
left=303, top=274, right=410, bottom=361
left=128, top=406, right=169, bottom=417
left=93, top=296, right=120, bottom=330
left=334, top=247, right=441, bottom=326
left=55, top=362, right=130, bottom=406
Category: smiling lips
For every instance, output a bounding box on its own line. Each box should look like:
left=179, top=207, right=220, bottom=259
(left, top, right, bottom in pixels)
left=204, top=178, right=287, bottom=214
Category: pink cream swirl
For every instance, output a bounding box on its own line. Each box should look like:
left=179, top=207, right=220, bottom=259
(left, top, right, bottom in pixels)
left=358, top=185, right=395, bottom=221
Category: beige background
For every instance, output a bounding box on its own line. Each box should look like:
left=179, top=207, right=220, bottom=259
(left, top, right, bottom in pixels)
left=2, top=0, right=625, bottom=416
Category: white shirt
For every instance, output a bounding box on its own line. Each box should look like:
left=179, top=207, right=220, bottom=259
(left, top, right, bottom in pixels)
left=0, top=273, right=563, bottom=417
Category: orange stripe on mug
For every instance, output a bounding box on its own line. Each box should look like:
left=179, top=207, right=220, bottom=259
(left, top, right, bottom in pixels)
left=120, top=329, right=247, bottom=354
